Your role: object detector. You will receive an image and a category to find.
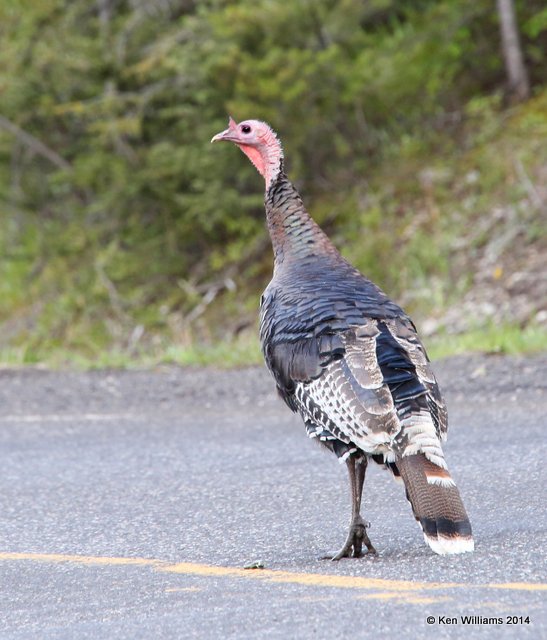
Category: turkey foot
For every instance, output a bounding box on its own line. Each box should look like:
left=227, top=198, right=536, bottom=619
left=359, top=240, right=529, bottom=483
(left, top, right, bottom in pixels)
left=323, top=515, right=377, bottom=560
left=321, top=457, right=377, bottom=560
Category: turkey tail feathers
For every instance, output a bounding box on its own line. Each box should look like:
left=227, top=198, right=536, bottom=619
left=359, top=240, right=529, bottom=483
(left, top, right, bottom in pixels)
left=397, top=453, right=474, bottom=555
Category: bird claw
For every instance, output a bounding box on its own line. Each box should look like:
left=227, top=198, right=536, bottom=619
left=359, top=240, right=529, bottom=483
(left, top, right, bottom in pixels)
left=321, top=517, right=377, bottom=560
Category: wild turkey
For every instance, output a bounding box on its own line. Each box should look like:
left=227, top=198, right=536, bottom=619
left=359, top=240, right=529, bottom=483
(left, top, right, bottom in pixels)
left=212, top=117, right=473, bottom=557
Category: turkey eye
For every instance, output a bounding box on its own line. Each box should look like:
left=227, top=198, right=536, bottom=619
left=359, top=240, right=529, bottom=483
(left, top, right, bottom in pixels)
left=241, top=125, right=251, bottom=133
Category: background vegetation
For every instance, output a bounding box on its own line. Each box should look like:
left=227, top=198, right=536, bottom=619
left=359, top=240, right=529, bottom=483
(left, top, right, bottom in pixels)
left=0, top=0, right=546, bottom=367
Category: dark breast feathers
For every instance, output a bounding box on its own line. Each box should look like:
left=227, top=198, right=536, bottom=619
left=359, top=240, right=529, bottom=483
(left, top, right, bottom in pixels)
left=259, top=260, right=448, bottom=469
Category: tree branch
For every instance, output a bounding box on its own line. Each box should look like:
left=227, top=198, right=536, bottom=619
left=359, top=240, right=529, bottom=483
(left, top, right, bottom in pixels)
left=0, top=114, right=72, bottom=171
left=496, top=0, right=530, bottom=102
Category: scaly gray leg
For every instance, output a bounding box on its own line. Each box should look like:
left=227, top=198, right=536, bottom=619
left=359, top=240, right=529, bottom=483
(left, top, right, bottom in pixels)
left=324, top=457, right=377, bottom=560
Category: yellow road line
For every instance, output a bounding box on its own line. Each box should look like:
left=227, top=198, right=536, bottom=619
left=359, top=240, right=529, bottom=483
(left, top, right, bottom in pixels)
left=0, top=552, right=545, bottom=594
left=486, top=582, right=547, bottom=592
left=0, top=552, right=161, bottom=568
left=161, top=561, right=454, bottom=591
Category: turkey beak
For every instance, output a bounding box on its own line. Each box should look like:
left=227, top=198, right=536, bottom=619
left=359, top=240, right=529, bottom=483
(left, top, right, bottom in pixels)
left=211, top=116, right=239, bottom=143
left=211, top=128, right=233, bottom=143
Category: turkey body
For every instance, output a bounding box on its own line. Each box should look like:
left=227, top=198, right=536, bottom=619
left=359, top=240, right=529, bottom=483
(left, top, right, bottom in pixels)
left=260, top=172, right=447, bottom=470
left=212, top=118, right=473, bottom=557
left=260, top=259, right=445, bottom=466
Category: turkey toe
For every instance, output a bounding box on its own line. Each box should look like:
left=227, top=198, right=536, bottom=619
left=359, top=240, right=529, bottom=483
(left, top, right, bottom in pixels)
left=324, top=517, right=377, bottom=560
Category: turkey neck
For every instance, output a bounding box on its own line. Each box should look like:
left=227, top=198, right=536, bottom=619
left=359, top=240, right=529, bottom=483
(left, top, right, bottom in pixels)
left=265, top=168, right=340, bottom=272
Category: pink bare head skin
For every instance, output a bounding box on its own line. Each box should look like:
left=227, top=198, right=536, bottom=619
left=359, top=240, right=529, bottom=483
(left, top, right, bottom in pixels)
left=211, top=117, right=284, bottom=191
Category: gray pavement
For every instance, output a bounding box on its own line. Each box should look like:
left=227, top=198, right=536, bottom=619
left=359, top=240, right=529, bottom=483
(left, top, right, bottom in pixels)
left=0, top=354, right=546, bottom=638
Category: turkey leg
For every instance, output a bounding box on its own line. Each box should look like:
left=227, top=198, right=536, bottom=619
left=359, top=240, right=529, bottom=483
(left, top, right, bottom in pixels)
left=326, top=457, right=377, bottom=560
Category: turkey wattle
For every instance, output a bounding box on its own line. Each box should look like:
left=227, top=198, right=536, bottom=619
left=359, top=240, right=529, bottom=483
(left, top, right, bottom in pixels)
left=211, top=117, right=473, bottom=557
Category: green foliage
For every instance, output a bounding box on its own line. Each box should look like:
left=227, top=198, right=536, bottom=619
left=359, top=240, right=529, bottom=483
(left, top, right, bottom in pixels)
left=0, top=0, right=546, bottom=365
left=427, top=323, right=547, bottom=360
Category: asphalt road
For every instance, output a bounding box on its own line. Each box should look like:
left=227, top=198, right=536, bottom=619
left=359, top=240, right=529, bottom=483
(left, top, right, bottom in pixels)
left=0, top=354, right=546, bottom=639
